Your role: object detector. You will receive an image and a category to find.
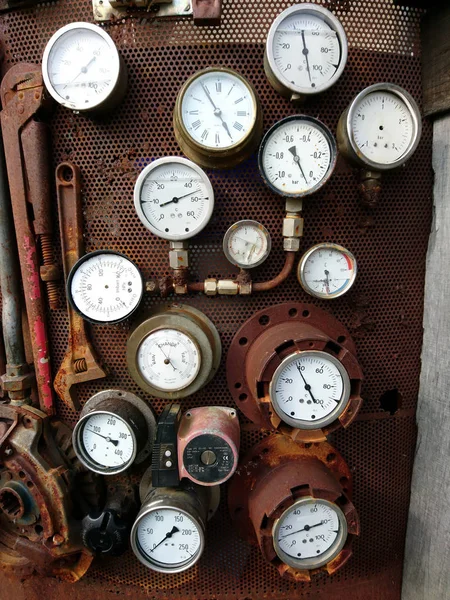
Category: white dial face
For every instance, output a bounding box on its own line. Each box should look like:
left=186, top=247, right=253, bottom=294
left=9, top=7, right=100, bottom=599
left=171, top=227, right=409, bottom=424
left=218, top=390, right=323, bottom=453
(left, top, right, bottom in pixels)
left=44, top=25, right=119, bottom=110
left=134, top=159, right=213, bottom=241
left=260, top=117, right=334, bottom=196
left=300, top=245, right=356, bottom=299
left=224, top=221, right=270, bottom=268
left=270, top=11, right=342, bottom=93
left=180, top=70, right=256, bottom=150
left=136, top=509, right=202, bottom=570
left=270, top=351, right=349, bottom=428
left=351, top=91, right=415, bottom=165
left=275, top=499, right=345, bottom=568
left=137, top=328, right=201, bottom=392
left=70, top=253, right=143, bottom=323
left=80, top=412, right=135, bottom=469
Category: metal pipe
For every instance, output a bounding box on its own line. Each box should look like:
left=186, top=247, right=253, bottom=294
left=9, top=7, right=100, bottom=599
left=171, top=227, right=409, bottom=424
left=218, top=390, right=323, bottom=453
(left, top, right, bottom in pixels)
left=252, top=252, right=296, bottom=292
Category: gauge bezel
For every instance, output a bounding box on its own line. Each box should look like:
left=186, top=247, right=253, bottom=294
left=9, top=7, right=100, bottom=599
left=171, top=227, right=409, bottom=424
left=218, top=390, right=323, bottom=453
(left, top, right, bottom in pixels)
left=67, top=249, right=144, bottom=325
left=42, top=22, right=122, bottom=112
left=272, top=497, right=348, bottom=570
left=223, top=219, right=271, bottom=269
left=344, top=82, right=422, bottom=171
left=134, top=156, right=215, bottom=241
left=269, top=350, right=351, bottom=430
left=265, top=4, right=348, bottom=97
left=258, top=115, right=338, bottom=198
left=298, top=243, right=357, bottom=300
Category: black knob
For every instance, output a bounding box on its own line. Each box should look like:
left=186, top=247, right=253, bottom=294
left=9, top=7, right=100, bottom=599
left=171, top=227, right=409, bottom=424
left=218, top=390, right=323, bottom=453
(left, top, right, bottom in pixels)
left=81, top=509, right=130, bottom=556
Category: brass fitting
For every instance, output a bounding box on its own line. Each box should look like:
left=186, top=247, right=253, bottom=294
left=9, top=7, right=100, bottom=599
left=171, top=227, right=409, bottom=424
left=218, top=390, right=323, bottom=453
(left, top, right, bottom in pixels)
left=283, top=238, right=301, bottom=252
left=204, top=279, right=218, bottom=296
left=283, top=215, right=303, bottom=238
left=217, top=280, right=239, bottom=295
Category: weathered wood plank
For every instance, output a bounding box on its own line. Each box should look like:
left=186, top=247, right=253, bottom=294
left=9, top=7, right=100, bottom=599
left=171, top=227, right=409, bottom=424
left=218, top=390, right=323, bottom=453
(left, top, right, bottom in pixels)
left=421, top=6, right=450, bottom=116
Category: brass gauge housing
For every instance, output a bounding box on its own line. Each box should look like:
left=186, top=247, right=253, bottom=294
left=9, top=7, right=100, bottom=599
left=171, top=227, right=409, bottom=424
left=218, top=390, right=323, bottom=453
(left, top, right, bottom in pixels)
left=173, top=67, right=263, bottom=169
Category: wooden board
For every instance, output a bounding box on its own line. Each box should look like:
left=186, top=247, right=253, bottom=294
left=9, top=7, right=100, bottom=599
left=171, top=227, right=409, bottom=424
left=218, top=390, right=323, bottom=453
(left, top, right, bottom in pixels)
left=421, top=6, right=450, bottom=116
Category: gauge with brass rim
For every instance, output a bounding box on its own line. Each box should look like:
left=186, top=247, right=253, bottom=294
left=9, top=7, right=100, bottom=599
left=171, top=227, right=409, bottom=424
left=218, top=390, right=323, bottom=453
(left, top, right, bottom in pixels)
left=173, top=67, right=263, bottom=169
left=298, top=243, right=357, bottom=299
left=223, top=220, right=271, bottom=269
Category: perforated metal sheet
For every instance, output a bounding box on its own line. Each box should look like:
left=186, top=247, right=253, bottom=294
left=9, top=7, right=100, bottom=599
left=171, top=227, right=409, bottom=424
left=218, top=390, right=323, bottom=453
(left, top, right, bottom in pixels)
left=0, top=0, right=430, bottom=598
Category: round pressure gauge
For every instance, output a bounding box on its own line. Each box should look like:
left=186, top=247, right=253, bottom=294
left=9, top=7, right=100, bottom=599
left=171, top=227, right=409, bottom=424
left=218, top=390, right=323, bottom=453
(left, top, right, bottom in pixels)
left=264, top=4, right=348, bottom=102
left=273, top=497, right=347, bottom=570
left=73, top=390, right=156, bottom=475
left=127, top=304, right=222, bottom=399
left=298, top=243, right=357, bottom=299
left=42, top=22, right=127, bottom=112
left=223, top=220, right=271, bottom=269
left=173, top=67, right=263, bottom=169
left=337, top=83, right=422, bottom=171
left=258, top=116, right=337, bottom=198
left=67, top=250, right=144, bottom=325
left=134, top=157, right=214, bottom=242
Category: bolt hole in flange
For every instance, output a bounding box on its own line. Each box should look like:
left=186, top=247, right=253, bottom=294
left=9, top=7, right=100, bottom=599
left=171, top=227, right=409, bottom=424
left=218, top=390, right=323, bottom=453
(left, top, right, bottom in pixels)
left=288, top=308, right=298, bottom=317
left=259, top=315, right=270, bottom=326
left=379, top=388, right=403, bottom=415
left=239, top=337, right=248, bottom=346
left=0, top=488, right=24, bottom=519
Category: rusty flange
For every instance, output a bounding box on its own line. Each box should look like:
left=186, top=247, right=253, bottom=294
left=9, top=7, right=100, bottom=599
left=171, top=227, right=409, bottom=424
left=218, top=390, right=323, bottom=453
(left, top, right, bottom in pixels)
left=228, top=434, right=360, bottom=582
left=226, top=302, right=363, bottom=442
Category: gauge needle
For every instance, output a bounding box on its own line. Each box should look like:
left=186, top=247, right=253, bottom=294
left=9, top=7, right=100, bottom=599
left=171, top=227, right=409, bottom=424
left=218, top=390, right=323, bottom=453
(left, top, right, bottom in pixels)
left=296, top=364, right=319, bottom=404
left=288, top=146, right=308, bottom=185
left=280, top=521, right=324, bottom=539
left=201, top=83, right=233, bottom=141
left=157, top=344, right=177, bottom=371
left=87, top=428, right=119, bottom=446
left=63, top=56, right=97, bottom=89
left=247, top=242, right=257, bottom=263
left=150, top=526, right=180, bottom=552
left=159, top=189, right=201, bottom=208
left=324, top=269, right=330, bottom=294
left=301, top=29, right=312, bottom=84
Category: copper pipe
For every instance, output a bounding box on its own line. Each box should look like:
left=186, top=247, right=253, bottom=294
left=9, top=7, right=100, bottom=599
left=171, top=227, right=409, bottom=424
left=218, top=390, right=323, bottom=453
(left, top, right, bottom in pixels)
left=252, top=252, right=296, bottom=291
left=188, top=281, right=205, bottom=292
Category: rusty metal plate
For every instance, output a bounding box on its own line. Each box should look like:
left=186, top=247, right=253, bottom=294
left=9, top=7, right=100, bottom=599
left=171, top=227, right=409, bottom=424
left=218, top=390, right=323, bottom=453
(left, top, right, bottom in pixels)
left=0, top=0, right=429, bottom=597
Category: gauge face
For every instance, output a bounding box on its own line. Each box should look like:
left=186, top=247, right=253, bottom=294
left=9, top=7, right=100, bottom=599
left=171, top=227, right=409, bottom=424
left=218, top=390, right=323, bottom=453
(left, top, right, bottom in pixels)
left=42, top=23, right=121, bottom=111
left=298, top=244, right=357, bottom=299
left=273, top=498, right=347, bottom=570
left=68, top=251, right=144, bottom=324
left=134, top=157, right=214, bottom=241
left=78, top=412, right=135, bottom=472
left=137, top=328, right=201, bottom=392
left=179, top=69, right=257, bottom=151
left=134, top=508, right=203, bottom=573
left=259, top=116, right=336, bottom=197
left=269, top=351, right=350, bottom=430
left=266, top=5, right=347, bottom=96
left=223, top=220, right=271, bottom=269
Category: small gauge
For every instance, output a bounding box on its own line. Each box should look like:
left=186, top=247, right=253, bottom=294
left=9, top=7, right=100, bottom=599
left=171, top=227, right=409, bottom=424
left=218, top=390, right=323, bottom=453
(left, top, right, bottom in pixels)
left=259, top=116, right=337, bottom=197
left=298, top=243, right=357, bottom=299
left=42, top=22, right=127, bottom=112
left=273, top=497, right=347, bottom=570
left=67, top=250, right=144, bottom=325
left=264, top=4, right=348, bottom=101
left=337, top=83, right=422, bottom=171
left=223, top=220, right=271, bottom=269
left=269, top=350, right=350, bottom=430
left=173, top=67, right=263, bottom=169
left=73, top=390, right=156, bottom=475
left=134, top=157, right=214, bottom=242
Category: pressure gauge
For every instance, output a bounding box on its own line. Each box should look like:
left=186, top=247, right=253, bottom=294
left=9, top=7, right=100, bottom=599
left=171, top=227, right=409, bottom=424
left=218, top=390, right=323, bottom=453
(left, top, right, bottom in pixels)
left=67, top=250, right=144, bottom=324
left=73, top=390, right=156, bottom=475
left=127, top=304, right=222, bottom=399
left=134, top=157, right=214, bottom=242
left=173, top=67, right=263, bottom=169
left=298, top=243, right=357, bottom=299
left=258, top=116, right=337, bottom=198
left=42, top=22, right=128, bottom=112
left=223, top=220, right=271, bottom=269
left=264, top=4, right=348, bottom=102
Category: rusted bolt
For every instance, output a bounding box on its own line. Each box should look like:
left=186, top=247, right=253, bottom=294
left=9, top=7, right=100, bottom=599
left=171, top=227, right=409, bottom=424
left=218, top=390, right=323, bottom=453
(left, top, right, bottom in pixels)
left=17, top=104, right=24, bottom=114
left=52, top=533, right=65, bottom=546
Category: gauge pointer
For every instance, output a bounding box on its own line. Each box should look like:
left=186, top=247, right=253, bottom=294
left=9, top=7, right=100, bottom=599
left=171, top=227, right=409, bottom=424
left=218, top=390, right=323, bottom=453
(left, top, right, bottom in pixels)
left=87, top=428, right=119, bottom=446
left=201, top=83, right=233, bottom=141
left=280, top=521, right=324, bottom=539
left=63, top=56, right=97, bottom=89
left=157, top=344, right=178, bottom=372
left=301, top=29, right=312, bottom=84
left=159, top=189, right=201, bottom=208
left=150, top=526, right=180, bottom=552
left=296, top=364, right=319, bottom=404
left=288, top=146, right=308, bottom=185
left=324, top=269, right=331, bottom=294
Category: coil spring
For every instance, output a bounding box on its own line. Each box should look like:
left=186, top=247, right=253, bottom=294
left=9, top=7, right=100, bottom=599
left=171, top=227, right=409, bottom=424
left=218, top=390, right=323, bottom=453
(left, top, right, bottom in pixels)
left=40, top=235, right=59, bottom=310
left=74, top=358, right=87, bottom=374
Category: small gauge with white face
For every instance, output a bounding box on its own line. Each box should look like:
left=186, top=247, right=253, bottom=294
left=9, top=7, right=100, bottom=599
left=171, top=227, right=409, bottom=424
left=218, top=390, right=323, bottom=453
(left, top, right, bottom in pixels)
left=269, top=350, right=351, bottom=430
left=338, top=83, right=422, bottom=171
left=259, top=116, right=337, bottom=198
left=67, top=250, right=144, bottom=324
left=223, top=220, right=271, bottom=269
left=298, top=243, right=357, bottom=299
left=42, top=22, right=127, bottom=112
left=134, top=157, right=214, bottom=242
left=273, top=497, right=347, bottom=570
left=265, top=4, right=348, bottom=100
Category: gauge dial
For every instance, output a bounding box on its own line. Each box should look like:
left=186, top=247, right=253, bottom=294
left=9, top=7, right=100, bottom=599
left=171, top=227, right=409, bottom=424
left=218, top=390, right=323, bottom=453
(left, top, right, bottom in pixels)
left=223, top=220, right=271, bottom=269
left=265, top=4, right=348, bottom=98
left=42, top=22, right=125, bottom=112
left=137, top=328, right=201, bottom=393
left=273, top=498, right=347, bottom=570
left=134, top=157, right=214, bottom=242
left=68, top=251, right=144, bottom=324
left=259, top=116, right=337, bottom=197
left=133, top=508, right=203, bottom=573
left=298, top=244, right=357, bottom=299
left=269, top=351, right=350, bottom=430
left=78, top=412, right=135, bottom=470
